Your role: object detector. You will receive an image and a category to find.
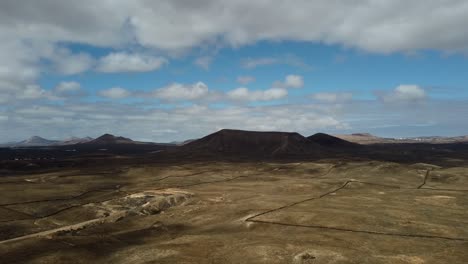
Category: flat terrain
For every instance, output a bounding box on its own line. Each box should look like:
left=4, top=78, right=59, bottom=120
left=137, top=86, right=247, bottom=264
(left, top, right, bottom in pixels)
left=1, top=158, right=468, bottom=263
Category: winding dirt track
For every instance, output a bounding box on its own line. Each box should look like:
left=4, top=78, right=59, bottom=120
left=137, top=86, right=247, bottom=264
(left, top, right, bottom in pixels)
left=0, top=212, right=125, bottom=245
left=2, top=166, right=468, bottom=249
left=246, top=169, right=468, bottom=242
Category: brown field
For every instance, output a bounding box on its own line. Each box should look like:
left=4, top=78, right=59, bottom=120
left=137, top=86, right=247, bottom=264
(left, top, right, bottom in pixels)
left=1, top=156, right=468, bottom=263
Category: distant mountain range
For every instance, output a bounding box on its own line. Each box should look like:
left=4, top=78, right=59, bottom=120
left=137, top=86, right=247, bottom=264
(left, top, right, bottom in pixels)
left=1, top=131, right=468, bottom=149
left=82, top=134, right=175, bottom=146
left=0, top=136, right=93, bottom=148
left=0, top=133, right=177, bottom=148
left=334, top=133, right=468, bottom=144
left=0, top=134, right=140, bottom=148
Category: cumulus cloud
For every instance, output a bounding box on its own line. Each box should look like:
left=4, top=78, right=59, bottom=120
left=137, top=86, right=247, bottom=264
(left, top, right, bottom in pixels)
left=0, top=40, right=42, bottom=94
left=312, top=92, right=353, bottom=103
left=379, top=85, right=427, bottom=103
left=53, top=81, right=86, bottom=98
left=284, top=75, right=304, bottom=88
left=99, top=87, right=131, bottom=99
left=273, top=74, right=304, bottom=89
left=126, top=1, right=468, bottom=53
left=96, top=81, right=288, bottom=103
left=55, top=82, right=81, bottom=93
left=227, top=87, right=288, bottom=101
left=50, top=48, right=95, bottom=75
left=97, top=52, right=168, bottom=73
left=17, top=85, right=47, bottom=100
left=1, top=1, right=466, bottom=104
left=1, top=1, right=468, bottom=56
left=0, top=43, right=91, bottom=104
left=152, top=82, right=209, bottom=101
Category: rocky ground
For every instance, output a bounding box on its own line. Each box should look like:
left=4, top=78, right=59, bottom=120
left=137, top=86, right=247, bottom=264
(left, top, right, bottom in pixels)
left=1, top=159, right=467, bottom=263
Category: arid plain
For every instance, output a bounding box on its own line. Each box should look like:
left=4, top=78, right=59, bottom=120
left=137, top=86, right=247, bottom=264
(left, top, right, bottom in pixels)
left=1, top=131, right=468, bottom=263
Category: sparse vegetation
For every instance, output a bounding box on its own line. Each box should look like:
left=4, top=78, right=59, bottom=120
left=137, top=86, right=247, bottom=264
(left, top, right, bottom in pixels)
left=1, top=131, right=468, bottom=263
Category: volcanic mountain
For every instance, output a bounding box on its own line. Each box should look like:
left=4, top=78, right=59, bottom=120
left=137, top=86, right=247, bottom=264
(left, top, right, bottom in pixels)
left=0, top=136, right=60, bottom=147
left=86, top=134, right=135, bottom=145
left=55, top=137, right=94, bottom=145
left=181, top=129, right=324, bottom=157
left=307, top=133, right=358, bottom=148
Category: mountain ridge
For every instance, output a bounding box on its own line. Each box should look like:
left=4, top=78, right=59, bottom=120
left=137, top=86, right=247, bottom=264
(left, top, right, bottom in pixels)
left=180, top=129, right=325, bottom=157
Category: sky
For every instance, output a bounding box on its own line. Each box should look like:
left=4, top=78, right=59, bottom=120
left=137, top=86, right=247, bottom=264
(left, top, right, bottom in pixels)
left=1, top=0, right=468, bottom=142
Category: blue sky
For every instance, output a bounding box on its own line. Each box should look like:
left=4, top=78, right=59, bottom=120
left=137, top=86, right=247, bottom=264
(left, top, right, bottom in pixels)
left=39, top=42, right=468, bottom=102
left=1, top=1, right=468, bottom=142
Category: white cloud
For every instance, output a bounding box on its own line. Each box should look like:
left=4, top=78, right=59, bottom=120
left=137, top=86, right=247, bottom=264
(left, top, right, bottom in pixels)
left=3, top=92, right=468, bottom=143
left=17, top=85, right=47, bottom=100
left=55, top=81, right=81, bottom=93
left=312, top=92, right=353, bottom=103
left=2, top=1, right=468, bottom=56
left=236, top=76, right=256, bottom=85
left=97, top=52, right=168, bottom=73
left=54, top=81, right=85, bottom=98
left=284, top=75, right=304, bottom=88
left=0, top=40, right=42, bottom=94
left=99, top=87, right=131, bottom=99
left=152, top=82, right=209, bottom=101
left=50, top=48, right=95, bottom=75
left=194, top=56, right=213, bottom=70
left=125, top=1, right=468, bottom=53
left=380, top=85, right=427, bottom=103
left=1, top=1, right=466, bottom=107
left=273, top=74, right=304, bottom=89
left=227, top=87, right=288, bottom=101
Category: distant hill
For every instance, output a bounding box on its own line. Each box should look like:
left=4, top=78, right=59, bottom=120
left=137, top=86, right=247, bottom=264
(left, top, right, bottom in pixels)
left=334, top=133, right=468, bottom=144
left=333, top=133, right=382, bottom=144
left=170, top=139, right=197, bottom=146
left=85, top=134, right=135, bottom=145
left=0, top=134, right=176, bottom=152
left=22, top=136, right=59, bottom=146
left=82, top=133, right=176, bottom=146
left=307, top=133, right=358, bottom=147
left=0, top=136, right=60, bottom=147
left=55, top=137, right=94, bottom=145
left=181, top=129, right=323, bottom=157
left=0, top=136, right=96, bottom=148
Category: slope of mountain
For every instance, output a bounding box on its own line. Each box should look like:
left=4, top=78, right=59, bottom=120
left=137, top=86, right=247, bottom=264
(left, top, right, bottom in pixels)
left=307, top=133, right=358, bottom=147
left=334, top=133, right=389, bottom=144
left=85, top=134, right=135, bottom=145
left=170, top=139, right=197, bottom=146
left=181, top=129, right=323, bottom=157
left=0, top=136, right=60, bottom=147
left=55, top=137, right=94, bottom=145
left=0, top=136, right=96, bottom=148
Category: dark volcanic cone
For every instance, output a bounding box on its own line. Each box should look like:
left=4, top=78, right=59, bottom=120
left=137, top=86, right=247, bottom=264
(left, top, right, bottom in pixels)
left=87, top=134, right=135, bottom=145
left=181, top=129, right=324, bottom=158
left=307, top=133, right=359, bottom=148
